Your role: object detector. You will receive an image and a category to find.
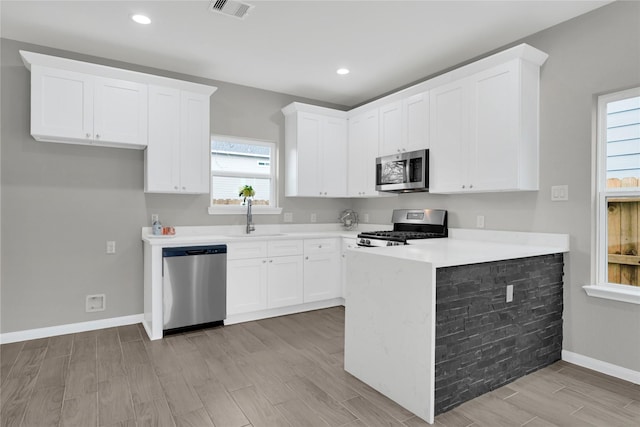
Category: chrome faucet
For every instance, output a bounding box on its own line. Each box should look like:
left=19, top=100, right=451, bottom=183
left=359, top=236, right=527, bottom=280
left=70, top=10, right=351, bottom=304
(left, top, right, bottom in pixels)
left=246, top=199, right=255, bottom=234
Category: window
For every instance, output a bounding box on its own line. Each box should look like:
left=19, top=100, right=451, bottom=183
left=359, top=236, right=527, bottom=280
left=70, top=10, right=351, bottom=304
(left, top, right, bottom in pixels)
left=209, top=135, right=281, bottom=214
left=586, top=87, right=640, bottom=304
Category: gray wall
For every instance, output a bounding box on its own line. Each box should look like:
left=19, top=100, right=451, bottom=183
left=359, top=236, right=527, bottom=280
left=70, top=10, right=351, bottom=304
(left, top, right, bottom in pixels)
left=0, top=38, right=351, bottom=333
left=2, top=1, right=639, bottom=375
left=354, top=1, right=640, bottom=372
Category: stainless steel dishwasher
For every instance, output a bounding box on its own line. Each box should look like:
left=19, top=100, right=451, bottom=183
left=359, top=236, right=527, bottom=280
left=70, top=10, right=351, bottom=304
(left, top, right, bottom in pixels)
left=162, top=245, right=226, bottom=333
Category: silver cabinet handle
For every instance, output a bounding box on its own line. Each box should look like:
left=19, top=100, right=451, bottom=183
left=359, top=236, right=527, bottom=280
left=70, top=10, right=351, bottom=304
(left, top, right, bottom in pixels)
left=269, top=259, right=273, bottom=263
left=174, top=186, right=179, bottom=190
left=262, top=260, right=267, bottom=263
left=86, top=133, right=91, bottom=138
left=318, top=245, right=322, bottom=249
left=95, top=134, right=100, bottom=139
left=182, top=186, right=186, bottom=190
left=305, top=256, right=309, bottom=260
left=462, top=185, right=466, bottom=189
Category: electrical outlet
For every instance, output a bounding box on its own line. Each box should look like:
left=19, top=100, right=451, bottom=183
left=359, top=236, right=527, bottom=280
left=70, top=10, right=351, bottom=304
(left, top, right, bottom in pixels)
left=506, top=285, right=514, bottom=303
left=106, top=241, right=116, bottom=254
left=362, top=213, right=370, bottom=223
left=86, top=294, right=106, bottom=312
left=551, top=185, right=569, bottom=201
left=476, top=215, right=485, bottom=228
left=151, top=213, right=159, bottom=223
left=283, top=212, right=293, bottom=223
left=310, top=213, right=317, bottom=223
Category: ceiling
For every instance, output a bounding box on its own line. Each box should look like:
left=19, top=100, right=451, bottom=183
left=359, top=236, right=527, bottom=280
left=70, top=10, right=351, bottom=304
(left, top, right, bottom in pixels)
left=1, top=1, right=612, bottom=107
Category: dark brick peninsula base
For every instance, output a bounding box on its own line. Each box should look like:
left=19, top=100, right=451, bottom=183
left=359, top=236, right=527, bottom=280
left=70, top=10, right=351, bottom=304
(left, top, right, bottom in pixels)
left=434, top=254, right=564, bottom=415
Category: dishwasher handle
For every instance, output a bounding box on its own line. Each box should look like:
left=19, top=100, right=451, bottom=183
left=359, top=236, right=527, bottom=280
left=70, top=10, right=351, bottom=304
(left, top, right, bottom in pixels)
left=163, top=245, right=227, bottom=258
left=186, top=249, right=208, bottom=255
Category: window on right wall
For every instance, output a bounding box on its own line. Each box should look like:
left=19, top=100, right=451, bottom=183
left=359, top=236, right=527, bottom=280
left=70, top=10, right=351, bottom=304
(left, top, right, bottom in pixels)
left=587, top=86, right=640, bottom=304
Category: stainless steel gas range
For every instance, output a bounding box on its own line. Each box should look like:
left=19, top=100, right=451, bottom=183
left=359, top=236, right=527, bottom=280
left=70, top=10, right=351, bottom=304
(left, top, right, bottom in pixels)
left=357, top=209, right=448, bottom=247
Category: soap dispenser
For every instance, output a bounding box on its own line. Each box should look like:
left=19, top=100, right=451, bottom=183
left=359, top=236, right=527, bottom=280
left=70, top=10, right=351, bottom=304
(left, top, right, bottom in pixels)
left=152, top=214, right=162, bottom=236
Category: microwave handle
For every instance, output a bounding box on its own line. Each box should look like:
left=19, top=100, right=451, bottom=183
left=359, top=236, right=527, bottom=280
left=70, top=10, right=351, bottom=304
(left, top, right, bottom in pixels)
left=405, top=160, right=411, bottom=183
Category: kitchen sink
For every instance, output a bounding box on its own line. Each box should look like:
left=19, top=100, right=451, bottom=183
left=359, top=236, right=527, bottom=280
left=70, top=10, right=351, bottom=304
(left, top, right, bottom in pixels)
left=228, top=233, right=287, bottom=238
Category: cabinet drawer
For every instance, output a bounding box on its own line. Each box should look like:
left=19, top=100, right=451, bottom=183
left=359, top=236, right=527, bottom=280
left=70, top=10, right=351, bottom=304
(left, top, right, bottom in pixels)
left=268, top=240, right=303, bottom=257
left=227, top=241, right=268, bottom=260
left=304, top=238, right=340, bottom=255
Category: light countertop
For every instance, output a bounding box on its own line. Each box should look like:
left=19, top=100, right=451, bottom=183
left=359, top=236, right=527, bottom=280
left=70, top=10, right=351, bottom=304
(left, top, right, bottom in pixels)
left=354, top=238, right=568, bottom=268
left=142, top=224, right=569, bottom=268
left=141, top=223, right=382, bottom=247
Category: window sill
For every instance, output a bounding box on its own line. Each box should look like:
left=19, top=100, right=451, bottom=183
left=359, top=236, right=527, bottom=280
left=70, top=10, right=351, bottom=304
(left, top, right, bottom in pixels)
left=208, top=206, right=283, bottom=215
left=583, top=284, right=640, bottom=305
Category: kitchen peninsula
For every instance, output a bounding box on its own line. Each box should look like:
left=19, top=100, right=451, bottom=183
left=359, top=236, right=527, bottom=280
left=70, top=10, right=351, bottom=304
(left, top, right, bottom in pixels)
left=344, top=229, right=569, bottom=424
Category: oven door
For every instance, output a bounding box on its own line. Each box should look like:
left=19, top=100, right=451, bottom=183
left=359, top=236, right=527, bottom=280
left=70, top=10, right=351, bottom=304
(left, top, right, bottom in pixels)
left=375, top=149, right=429, bottom=192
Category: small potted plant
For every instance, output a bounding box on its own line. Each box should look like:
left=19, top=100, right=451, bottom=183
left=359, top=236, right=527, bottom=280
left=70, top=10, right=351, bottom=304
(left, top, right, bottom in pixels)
left=239, top=185, right=255, bottom=205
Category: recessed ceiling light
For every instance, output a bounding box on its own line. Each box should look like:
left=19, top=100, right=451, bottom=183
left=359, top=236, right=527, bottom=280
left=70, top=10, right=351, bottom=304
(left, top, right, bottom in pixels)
left=131, top=14, right=151, bottom=25
left=336, top=68, right=350, bottom=75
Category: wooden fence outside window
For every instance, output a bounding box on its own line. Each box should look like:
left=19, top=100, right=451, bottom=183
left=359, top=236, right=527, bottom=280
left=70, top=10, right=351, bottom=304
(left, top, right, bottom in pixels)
left=607, top=177, right=640, bottom=287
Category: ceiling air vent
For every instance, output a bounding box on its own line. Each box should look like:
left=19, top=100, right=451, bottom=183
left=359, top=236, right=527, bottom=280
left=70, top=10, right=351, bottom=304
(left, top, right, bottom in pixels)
left=209, top=0, right=254, bottom=20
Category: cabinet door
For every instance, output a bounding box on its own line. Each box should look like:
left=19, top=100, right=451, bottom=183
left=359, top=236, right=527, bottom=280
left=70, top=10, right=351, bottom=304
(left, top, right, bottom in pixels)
left=30, top=65, right=93, bottom=143
left=297, top=112, right=322, bottom=196
left=379, top=101, right=402, bottom=156
left=321, top=117, right=348, bottom=196
left=429, top=80, right=470, bottom=193
left=304, top=252, right=341, bottom=303
left=145, top=85, right=180, bottom=193
left=94, top=77, right=148, bottom=148
left=404, top=91, right=429, bottom=152
left=179, top=91, right=211, bottom=194
left=227, top=258, right=268, bottom=315
left=471, top=62, right=519, bottom=191
left=268, top=255, right=303, bottom=308
left=348, top=110, right=379, bottom=197
left=304, top=238, right=341, bottom=303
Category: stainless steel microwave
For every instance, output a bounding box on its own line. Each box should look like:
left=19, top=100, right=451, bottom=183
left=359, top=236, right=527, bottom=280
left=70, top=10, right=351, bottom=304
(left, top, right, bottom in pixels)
left=375, top=149, right=429, bottom=193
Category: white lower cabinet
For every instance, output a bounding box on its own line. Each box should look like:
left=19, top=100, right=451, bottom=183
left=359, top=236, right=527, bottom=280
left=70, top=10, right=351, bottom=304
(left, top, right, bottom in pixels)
left=227, top=240, right=303, bottom=315
left=341, top=238, right=358, bottom=301
left=227, top=257, right=268, bottom=315
left=267, top=255, right=304, bottom=308
left=304, top=238, right=341, bottom=303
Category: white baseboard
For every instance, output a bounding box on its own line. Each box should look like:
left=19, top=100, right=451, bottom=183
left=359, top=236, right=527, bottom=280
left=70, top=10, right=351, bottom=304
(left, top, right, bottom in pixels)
left=0, top=314, right=144, bottom=344
left=562, top=350, right=640, bottom=385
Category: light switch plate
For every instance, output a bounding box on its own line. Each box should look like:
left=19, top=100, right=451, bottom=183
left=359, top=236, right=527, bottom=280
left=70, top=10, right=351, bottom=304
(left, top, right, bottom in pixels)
left=551, top=185, right=569, bottom=201
left=310, top=213, right=317, bottom=223
left=283, top=212, right=293, bottom=223
left=476, top=215, right=485, bottom=228
left=106, top=241, right=116, bottom=254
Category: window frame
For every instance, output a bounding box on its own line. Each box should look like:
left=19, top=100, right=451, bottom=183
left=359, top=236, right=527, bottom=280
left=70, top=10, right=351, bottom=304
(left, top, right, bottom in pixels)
left=585, top=87, right=640, bottom=304
left=208, top=134, right=282, bottom=215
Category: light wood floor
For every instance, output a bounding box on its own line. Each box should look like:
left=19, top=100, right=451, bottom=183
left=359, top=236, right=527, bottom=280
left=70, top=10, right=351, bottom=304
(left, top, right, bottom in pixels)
left=1, top=307, right=639, bottom=426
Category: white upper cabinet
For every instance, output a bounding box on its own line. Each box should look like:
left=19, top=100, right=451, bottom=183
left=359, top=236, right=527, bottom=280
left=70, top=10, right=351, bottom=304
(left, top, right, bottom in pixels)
left=21, top=50, right=216, bottom=162
left=429, top=58, right=542, bottom=193
left=378, top=91, right=429, bottom=156
left=348, top=109, right=382, bottom=197
left=145, top=87, right=211, bottom=194
left=30, top=66, right=147, bottom=149
left=93, top=77, right=148, bottom=147
left=282, top=103, right=348, bottom=197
